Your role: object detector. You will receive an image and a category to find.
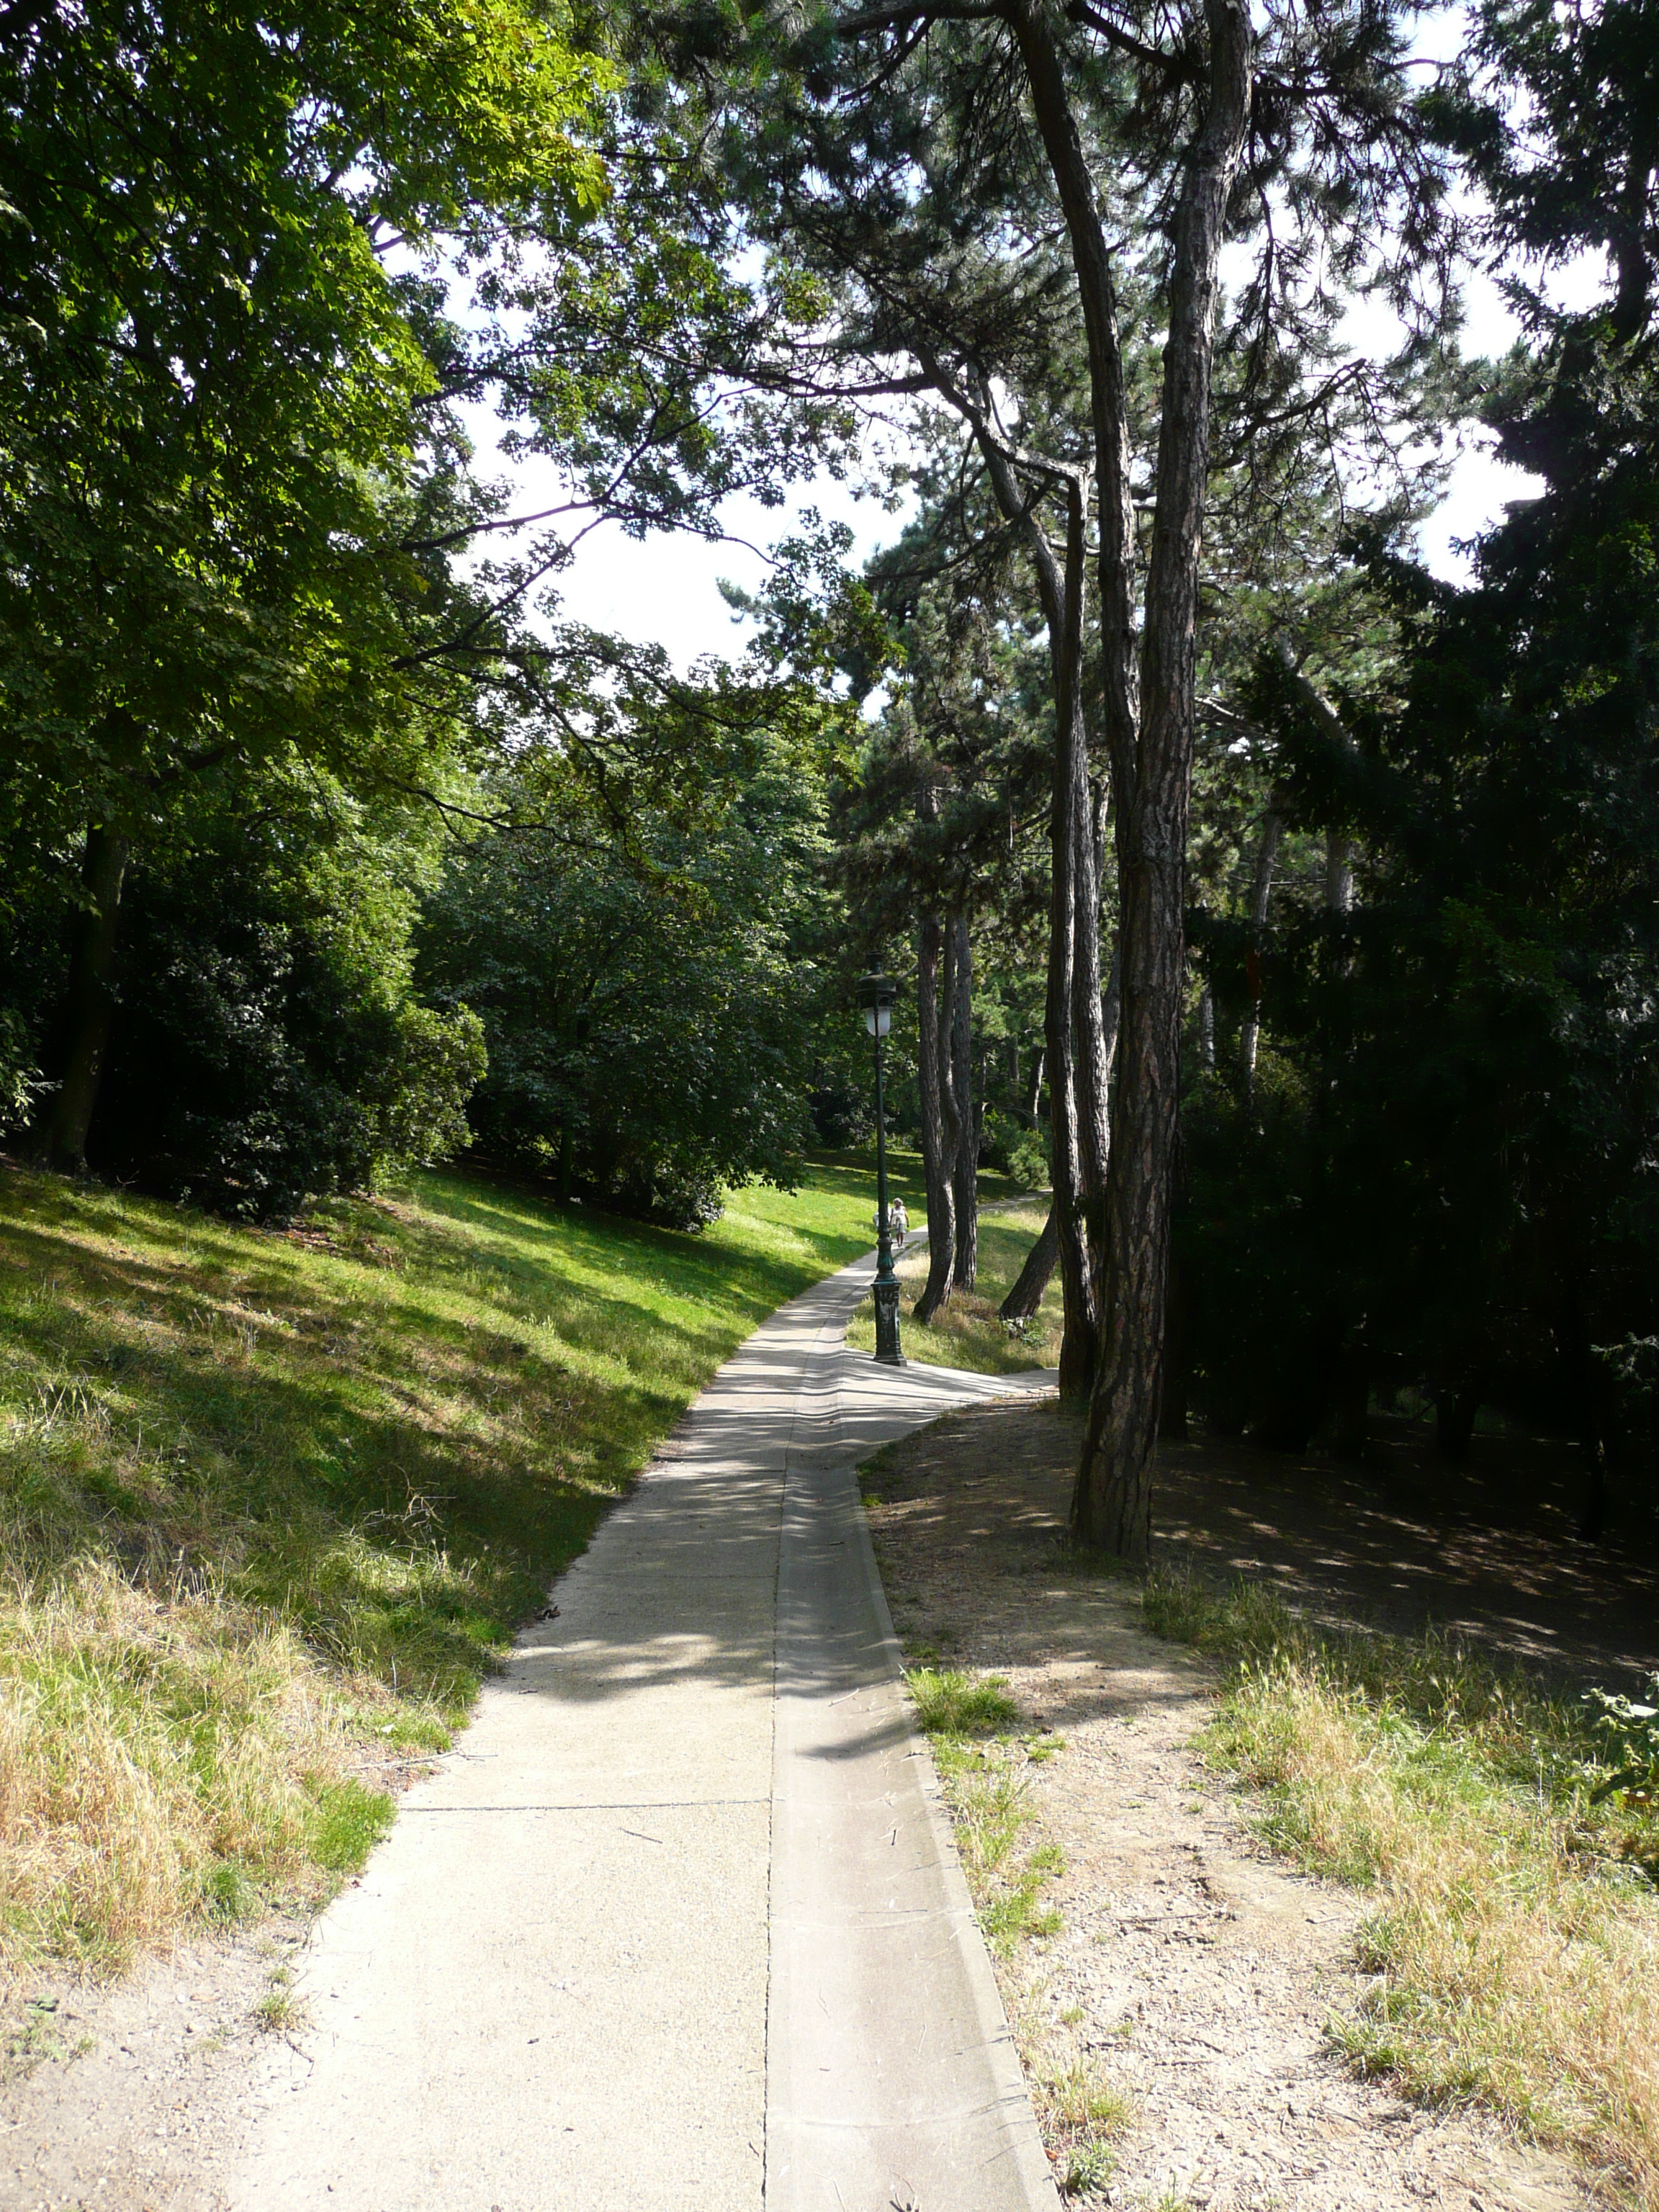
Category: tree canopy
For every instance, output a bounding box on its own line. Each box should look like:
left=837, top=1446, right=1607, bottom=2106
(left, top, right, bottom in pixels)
left=1, top=0, right=1656, bottom=1556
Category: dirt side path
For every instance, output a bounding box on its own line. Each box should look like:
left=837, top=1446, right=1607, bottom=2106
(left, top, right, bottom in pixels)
left=866, top=1399, right=1592, bottom=2212
left=0, top=1927, right=288, bottom=2212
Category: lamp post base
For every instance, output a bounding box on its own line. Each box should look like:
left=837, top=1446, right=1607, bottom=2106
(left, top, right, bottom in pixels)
left=873, top=1272, right=904, bottom=1365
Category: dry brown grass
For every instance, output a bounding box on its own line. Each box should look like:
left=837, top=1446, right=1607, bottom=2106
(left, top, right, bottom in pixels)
left=1148, top=1575, right=1659, bottom=2206
left=0, top=1551, right=372, bottom=1975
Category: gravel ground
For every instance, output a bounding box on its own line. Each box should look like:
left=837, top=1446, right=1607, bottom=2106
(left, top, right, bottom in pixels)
left=0, top=1924, right=287, bottom=2211
left=864, top=1395, right=1597, bottom=2212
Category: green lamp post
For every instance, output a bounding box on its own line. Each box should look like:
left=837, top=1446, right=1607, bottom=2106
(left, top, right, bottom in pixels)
left=859, top=968, right=904, bottom=1366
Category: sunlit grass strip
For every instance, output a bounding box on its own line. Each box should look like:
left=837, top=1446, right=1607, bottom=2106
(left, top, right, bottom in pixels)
left=904, top=1665, right=1063, bottom=1954
left=1143, top=1570, right=1659, bottom=2207
left=903, top=1664, right=1133, bottom=2194
left=0, top=1155, right=928, bottom=1980
left=845, top=1202, right=1060, bottom=1375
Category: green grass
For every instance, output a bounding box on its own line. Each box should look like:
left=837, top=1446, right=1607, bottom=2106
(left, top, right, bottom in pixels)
left=845, top=1199, right=1059, bottom=1373
left=1040, top=2062, right=1134, bottom=2198
left=0, top=1150, right=930, bottom=1975
left=1143, top=1569, right=1659, bottom=2204
left=253, top=1961, right=307, bottom=2036
left=903, top=1665, right=1065, bottom=1956
left=907, top=1664, right=1022, bottom=1736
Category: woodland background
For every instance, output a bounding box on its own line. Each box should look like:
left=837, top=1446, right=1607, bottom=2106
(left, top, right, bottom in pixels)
left=2, top=0, right=1657, bottom=1558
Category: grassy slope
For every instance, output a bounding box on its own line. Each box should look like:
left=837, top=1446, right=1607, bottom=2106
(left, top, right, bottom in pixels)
left=0, top=1149, right=938, bottom=1979
left=844, top=1200, right=1061, bottom=1375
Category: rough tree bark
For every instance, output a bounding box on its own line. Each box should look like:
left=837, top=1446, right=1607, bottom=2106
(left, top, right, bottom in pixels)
left=1000, top=944, right=1121, bottom=1326
left=1071, top=779, right=1112, bottom=1365
left=1073, top=0, right=1254, bottom=1557
left=36, top=821, right=130, bottom=1173
left=914, top=912, right=958, bottom=1323
left=950, top=917, right=979, bottom=1289
left=1040, top=482, right=1100, bottom=1395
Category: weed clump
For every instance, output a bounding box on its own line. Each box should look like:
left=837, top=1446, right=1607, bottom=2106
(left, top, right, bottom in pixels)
left=1143, top=1567, right=1659, bottom=2206
left=902, top=1665, right=1064, bottom=1957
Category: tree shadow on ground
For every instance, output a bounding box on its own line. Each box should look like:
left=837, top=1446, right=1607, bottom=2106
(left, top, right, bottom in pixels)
left=867, top=1396, right=1659, bottom=1692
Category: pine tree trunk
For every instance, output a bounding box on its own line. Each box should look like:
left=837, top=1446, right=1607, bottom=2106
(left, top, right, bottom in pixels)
left=37, top=822, right=130, bottom=1173
left=1071, top=0, right=1253, bottom=1560
left=1025, top=1046, right=1046, bottom=1126
left=914, top=914, right=957, bottom=1323
left=1046, top=485, right=1099, bottom=1396
left=1100, top=942, right=1123, bottom=1087
left=1003, top=951, right=1120, bottom=1331
left=950, top=917, right=978, bottom=1289
left=999, top=1205, right=1059, bottom=1323
left=1071, top=780, right=1112, bottom=1357
left=958, top=425, right=1097, bottom=1388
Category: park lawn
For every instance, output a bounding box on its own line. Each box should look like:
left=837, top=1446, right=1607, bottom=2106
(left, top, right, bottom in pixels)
left=845, top=1199, right=1061, bottom=1375
left=0, top=1150, right=937, bottom=1979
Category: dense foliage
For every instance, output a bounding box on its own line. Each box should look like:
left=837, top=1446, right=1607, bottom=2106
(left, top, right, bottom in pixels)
left=1168, top=0, right=1659, bottom=1520
left=421, top=732, right=831, bottom=1228
left=1, top=0, right=1655, bottom=1542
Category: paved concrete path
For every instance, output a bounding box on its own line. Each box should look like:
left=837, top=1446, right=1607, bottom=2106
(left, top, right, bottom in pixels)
left=231, top=1249, right=1061, bottom=2212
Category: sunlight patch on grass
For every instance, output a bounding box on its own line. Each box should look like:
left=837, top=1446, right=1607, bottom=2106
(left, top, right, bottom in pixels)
left=0, top=1154, right=925, bottom=1980
left=845, top=1201, right=1058, bottom=1375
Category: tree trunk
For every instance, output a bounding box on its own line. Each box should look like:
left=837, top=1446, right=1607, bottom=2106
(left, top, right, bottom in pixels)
left=950, top=917, right=978, bottom=1290
left=1239, top=801, right=1284, bottom=1102
left=1071, top=0, right=1253, bottom=1560
left=1100, top=942, right=1123, bottom=1089
left=958, top=415, right=1097, bottom=1393
left=1043, top=483, right=1099, bottom=1397
left=37, top=821, right=130, bottom=1173
left=1025, top=1045, right=1046, bottom=1126
left=1004, top=950, right=1121, bottom=1331
left=999, top=1205, right=1059, bottom=1324
left=1434, top=1389, right=1480, bottom=1462
left=914, top=914, right=957, bottom=1323
left=1197, top=986, right=1215, bottom=1072
left=1071, top=778, right=1112, bottom=1351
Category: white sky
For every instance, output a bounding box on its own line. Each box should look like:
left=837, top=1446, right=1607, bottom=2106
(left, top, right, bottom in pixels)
left=469, top=273, right=1556, bottom=671
left=457, top=401, right=904, bottom=671
left=462, top=3, right=1614, bottom=675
